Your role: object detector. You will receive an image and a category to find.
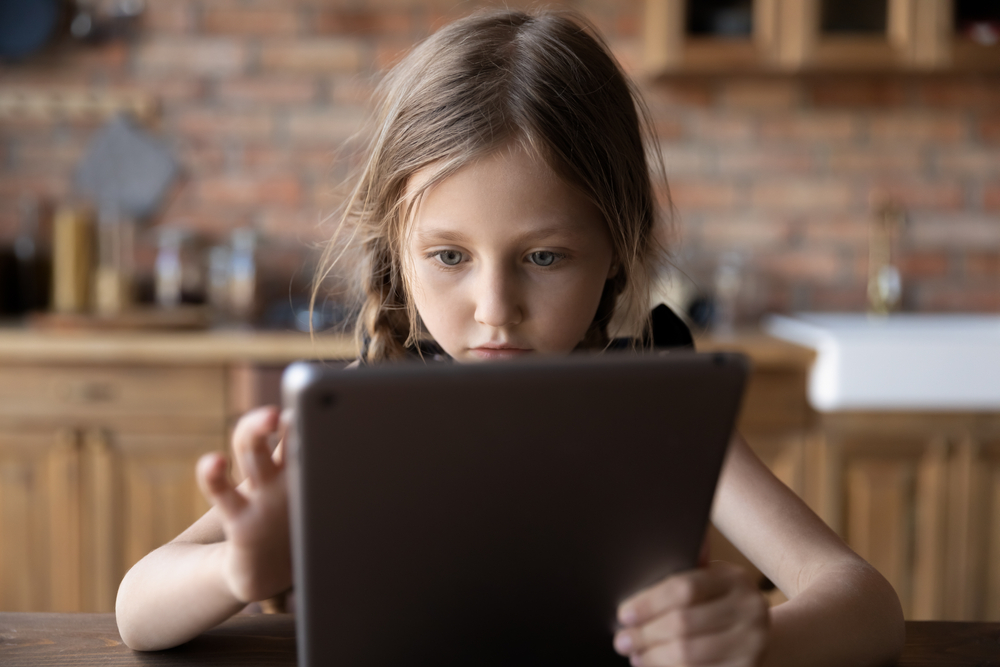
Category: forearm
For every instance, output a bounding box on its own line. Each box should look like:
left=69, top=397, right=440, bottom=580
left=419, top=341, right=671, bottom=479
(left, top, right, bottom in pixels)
left=761, top=561, right=905, bottom=667
left=115, top=541, right=246, bottom=651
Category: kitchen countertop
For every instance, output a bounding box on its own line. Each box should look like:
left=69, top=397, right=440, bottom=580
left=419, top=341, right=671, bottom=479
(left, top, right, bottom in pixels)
left=0, top=327, right=813, bottom=368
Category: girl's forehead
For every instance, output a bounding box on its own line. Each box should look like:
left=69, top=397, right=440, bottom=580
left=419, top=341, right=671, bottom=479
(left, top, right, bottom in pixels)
left=404, top=144, right=603, bottom=238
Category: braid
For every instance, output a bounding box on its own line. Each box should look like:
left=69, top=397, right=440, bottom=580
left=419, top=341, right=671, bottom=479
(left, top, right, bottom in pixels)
left=357, top=239, right=411, bottom=363
left=580, top=272, right=626, bottom=350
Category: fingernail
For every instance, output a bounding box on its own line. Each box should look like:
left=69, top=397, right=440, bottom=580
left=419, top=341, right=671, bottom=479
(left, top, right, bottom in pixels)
left=614, top=633, right=632, bottom=654
left=619, top=607, right=637, bottom=625
left=630, top=654, right=641, bottom=667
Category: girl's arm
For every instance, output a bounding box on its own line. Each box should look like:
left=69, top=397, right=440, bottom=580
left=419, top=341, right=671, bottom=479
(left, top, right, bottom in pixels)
left=614, top=435, right=905, bottom=667
left=115, top=407, right=292, bottom=651
left=714, top=435, right=905, bottom=666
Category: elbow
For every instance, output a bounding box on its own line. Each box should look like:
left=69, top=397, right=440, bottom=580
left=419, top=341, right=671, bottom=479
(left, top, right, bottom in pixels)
left=858, top=562, right=906, bottom=666
left=115, top=567, right=172, bottom=652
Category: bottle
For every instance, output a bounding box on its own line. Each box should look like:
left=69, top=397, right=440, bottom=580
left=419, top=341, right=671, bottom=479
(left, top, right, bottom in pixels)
left=52, top=205, right=95, bottom=314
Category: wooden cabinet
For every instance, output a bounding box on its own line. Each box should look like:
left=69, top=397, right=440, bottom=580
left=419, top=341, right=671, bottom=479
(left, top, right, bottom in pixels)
left=0, top=365, right=225, bottom=612
left=644, top=0, right=1000, bottom=75
left=812, top=412, right=1000, bottom=621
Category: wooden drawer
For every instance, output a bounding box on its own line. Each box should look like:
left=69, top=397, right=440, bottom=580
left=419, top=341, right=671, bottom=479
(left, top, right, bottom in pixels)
left=0, top=365, right=226, bottom=428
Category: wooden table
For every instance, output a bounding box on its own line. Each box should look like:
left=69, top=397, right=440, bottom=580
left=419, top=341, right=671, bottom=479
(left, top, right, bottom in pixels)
left=1, top=614, right=998, bottom=666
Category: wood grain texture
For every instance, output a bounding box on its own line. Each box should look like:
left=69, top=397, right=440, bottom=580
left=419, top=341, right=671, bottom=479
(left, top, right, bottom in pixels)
left=0, top=614, right=997, bottom=666
left=0, top=613, right=296, bottom=666
left=0, top=331, right=357, bottom=365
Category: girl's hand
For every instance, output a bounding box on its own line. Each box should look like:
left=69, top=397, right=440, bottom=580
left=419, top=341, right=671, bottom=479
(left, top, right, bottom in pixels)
left=195, top=406, right=292, bottom=604
left=614, top=562, right=769, bottom=667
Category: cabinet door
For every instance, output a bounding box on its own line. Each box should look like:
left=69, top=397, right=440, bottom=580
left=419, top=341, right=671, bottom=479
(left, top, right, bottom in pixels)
left=81, top=430, right=221, bottom=612
left=0, top=429, right=82, bottom=612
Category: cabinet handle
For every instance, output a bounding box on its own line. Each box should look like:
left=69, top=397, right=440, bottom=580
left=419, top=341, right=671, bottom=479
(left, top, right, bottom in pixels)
left=65, top=381, right=118, bottom=404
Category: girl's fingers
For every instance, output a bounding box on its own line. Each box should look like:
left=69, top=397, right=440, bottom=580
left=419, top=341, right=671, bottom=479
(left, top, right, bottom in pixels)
left=628, top=620, right=766, bottom=667
left=231, top=406, right=281, bottom=483
left=618, top=564, right=740, bottom=627
left=242, top=431, right=279, bottom=486
left=196, top=452, right=248, bottom=519
left=614, top=588, right=751, bottom=654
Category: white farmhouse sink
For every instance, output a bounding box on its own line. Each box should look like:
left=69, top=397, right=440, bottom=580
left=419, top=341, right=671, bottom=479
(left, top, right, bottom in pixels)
left=764, top=313, right=1000, bottom=412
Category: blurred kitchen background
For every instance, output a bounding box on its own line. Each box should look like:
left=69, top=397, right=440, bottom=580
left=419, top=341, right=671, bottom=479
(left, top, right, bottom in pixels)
left=0, top=0, right=998, bottom=624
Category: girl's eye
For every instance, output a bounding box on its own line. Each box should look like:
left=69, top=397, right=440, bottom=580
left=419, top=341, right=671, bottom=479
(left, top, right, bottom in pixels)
left=528, top=251, right=558, bottom=267
left=435, top=250, right=464, bottom=266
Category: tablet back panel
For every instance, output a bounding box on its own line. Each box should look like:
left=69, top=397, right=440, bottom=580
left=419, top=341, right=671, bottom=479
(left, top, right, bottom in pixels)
left=284, top=352, right=747, bottom=667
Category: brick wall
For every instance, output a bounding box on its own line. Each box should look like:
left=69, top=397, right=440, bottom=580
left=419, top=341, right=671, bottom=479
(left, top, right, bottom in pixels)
left=1, top=0, right=998, bottom=317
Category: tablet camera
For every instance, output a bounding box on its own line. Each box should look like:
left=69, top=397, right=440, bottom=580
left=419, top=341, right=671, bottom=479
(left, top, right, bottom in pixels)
left=318, top=392, right=336, bottom=409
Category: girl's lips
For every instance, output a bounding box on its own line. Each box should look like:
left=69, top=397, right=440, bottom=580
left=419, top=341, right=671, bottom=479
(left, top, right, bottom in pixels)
left=469, top=346, right=532, bottom=360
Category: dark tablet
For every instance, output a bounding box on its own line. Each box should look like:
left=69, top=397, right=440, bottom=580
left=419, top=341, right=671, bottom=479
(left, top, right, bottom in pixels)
left=283, top=352, right=747, bottom=667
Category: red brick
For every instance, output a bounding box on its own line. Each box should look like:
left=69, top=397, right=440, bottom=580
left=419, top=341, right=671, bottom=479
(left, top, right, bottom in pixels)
left=965, top=252, right=1000, bottom=278
left=129, top=79, right=206, bottom=104
left=260, top=39, right=365, bottom=74
left=314, top=9, right=412, bottom=36
left=980, top=114, right=1000, bottom=143
left=717, top=148, right=814, bottom=175
left=646, top=82, right=715, bottom=108
left=808, top=284, right=868, bottom=311
left=216, top=78, right=318, bottom=105
left=329, top=76, right=379, bottom=106
left=651, top=116, right=684, bottom=141
left=197, top=176, right=302, bottom=207
left=802, top=215, right=869, bottom=246
left=288, top=108, right=368, bottom=145
left=807, top=78, right=907, bottom=107
left=688, top=114, right=755, bottom=143
left=756, top=250, right=844, bottom=282
left=898, top=252, right=950, bottom=278
left=136, top=38, right=247, bottom=76
left=0, top=174, right=70, bottom=199
left=175, top=142, right=227, bottom=174
left=203, top=8, right=300, bottom=35
left=868, top=114, right=967, bottom=143
left=868, top=181, right=964, bottom=211
left=668, top=180, right=740, bottom=211
left=827, top=148, right=925, bottom=174
left=759, top=113, right=859, bottom=142
left=750, top=180, right=855, bottom=212
left=720, top=81, right=800, bottom=110
left=240, top=146, right=338, bottom=175
left=16, top=143, right=85, bottom=172
left=915, top=78, right=1000, bottom=109
left=374, top=40, right=412, bottom=71
left=658, top=144, right=715, bottom=176
left=936, top=149, right=1000, bottom=175
left=913, top=283, right=1000, bottom=312
left=258, top=208, right=331, bottom=242
left=698, top=213, right=793, bottom=250
left=141, top=2, right=195, bottom=33
left=175, top=109, right=275, bottom=140
left=908, top=212, right=999, bottom=249
left=985, top=183, right=1000, bottom=210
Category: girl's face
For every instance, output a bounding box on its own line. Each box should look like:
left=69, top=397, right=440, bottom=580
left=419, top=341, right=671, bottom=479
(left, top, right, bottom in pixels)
left=403, top=143, right=615, bottom=363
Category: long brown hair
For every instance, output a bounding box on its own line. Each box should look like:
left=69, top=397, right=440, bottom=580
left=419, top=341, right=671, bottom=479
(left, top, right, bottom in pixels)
left=311, top=8, right=671, bottom=363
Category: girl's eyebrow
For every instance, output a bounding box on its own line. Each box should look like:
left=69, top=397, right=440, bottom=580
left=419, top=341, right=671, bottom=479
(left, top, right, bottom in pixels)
left=416, top=224, right=584, bottom=245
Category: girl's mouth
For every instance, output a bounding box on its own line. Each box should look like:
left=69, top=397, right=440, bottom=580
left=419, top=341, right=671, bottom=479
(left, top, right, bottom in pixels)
left=469, top=344, right=533, bottom=360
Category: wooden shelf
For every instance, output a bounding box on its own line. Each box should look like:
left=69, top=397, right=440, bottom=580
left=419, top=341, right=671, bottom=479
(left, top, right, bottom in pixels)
left=645, top=0, right=1000, bottom=77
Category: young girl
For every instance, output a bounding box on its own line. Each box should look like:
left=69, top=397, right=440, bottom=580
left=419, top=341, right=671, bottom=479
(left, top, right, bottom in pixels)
left=116, top=9, right=905, bottom=665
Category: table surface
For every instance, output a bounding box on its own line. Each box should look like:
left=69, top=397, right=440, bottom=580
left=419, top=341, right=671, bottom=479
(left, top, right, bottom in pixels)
left=1, top=614, right=999, bottom=666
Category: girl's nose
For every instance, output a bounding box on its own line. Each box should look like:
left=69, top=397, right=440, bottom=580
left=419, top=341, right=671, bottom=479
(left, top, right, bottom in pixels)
left=473, top=265, right=523, bottom=328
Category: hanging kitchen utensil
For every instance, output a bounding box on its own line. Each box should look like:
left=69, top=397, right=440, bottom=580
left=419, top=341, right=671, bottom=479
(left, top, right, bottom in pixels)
left=75, top=114, right=178, bottom=222
left=0, top=0, right=63, bottom=60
